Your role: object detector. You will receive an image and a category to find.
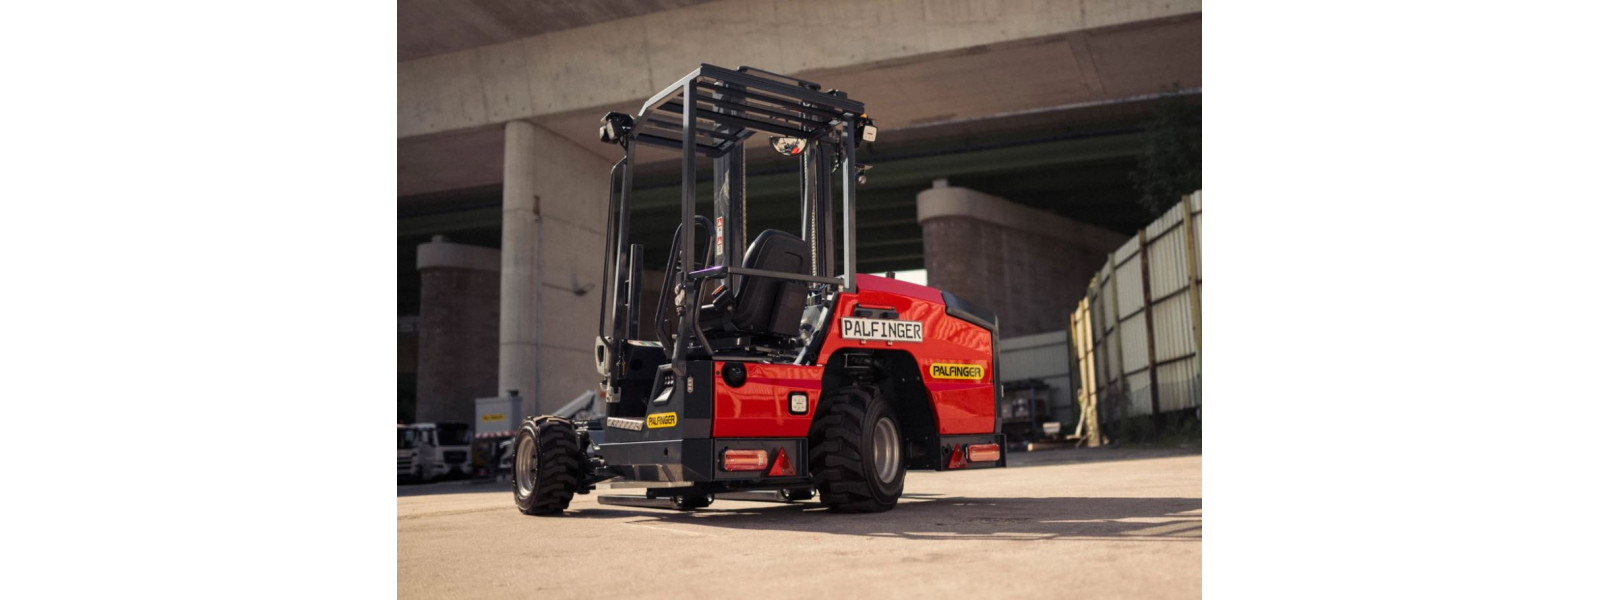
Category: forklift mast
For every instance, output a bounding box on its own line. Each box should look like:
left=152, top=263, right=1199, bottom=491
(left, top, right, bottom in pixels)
left=594, top=64, right=876, bottom=388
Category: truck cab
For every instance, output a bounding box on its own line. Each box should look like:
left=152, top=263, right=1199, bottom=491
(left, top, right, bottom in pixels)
left=397, top=422, right=471, bottom=483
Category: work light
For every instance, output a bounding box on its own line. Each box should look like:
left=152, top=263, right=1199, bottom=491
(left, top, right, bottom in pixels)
left=788, top=392, right=808, bottom=415
left=857, top=115, right=877, bottom=144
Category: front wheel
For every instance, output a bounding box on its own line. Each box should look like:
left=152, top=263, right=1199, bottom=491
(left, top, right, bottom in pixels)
left=512, top=416, right=583, bottom=515
left=808, top=385, right=905, bottom=512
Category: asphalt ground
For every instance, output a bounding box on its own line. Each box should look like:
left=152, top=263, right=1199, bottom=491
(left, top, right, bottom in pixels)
left=398, top=447, right=1201, bottom=599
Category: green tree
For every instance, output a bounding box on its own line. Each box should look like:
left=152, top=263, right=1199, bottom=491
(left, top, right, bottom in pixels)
left=1132, top=85, right=1201, bottom=216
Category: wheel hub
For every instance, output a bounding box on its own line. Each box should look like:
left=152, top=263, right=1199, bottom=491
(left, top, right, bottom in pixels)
left=872, top=416, right=900, bottom=484
left=515, top=434, right=537, bottom=496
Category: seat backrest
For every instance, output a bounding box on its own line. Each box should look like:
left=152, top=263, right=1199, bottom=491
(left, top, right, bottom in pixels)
left=730, top=229, right=811, bottom=336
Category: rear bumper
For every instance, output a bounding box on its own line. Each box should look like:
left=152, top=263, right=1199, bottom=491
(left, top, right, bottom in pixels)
left=598, top=437, right=808, bottom=485
left=596, top=432, right=1006, bottom=484
left=937, top=434, right=1007, bottom=470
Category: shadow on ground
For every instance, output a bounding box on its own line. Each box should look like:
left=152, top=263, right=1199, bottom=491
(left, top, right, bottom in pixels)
left=397, top=448, right=1200, bottom=499
left=397, top=479, right=508, bottom=498
left=556, top=495, right=1201, bottom=542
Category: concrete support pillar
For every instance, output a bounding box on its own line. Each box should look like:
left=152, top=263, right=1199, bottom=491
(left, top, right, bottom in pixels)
left=497, top=120, right=614, bottom=416
left=415, top=238, right=501, bottom=424
left=917, top=182, right=1130, bottom=338
left=499, top=121, right=540, bottom=409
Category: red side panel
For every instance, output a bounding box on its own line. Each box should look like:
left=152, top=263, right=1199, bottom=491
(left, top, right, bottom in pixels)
left=712, top=363, right=823, bottom=438
left=710, top=274, right=995, bottom=438
left=855, top=272, right=945, bottom=304
left=818, top=275, right=996, bottom=435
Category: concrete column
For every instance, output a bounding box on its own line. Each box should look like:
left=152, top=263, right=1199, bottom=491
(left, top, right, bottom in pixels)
left=917, top=182, right=1130, bottom=338
left=497, top=120, right=614, bottom=417
left=416, top=237, right=501, bottom=424
left=499, top=121, right=540, bottom=409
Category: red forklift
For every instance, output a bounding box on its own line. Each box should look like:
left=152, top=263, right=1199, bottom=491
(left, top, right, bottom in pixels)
left=512, top=64, right=1003, bottom=515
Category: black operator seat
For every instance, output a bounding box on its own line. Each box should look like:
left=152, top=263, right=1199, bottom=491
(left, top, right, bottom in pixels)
left=707, top=229, right=812, bottom=338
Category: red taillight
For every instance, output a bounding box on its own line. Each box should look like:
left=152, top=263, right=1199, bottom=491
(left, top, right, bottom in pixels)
left=768, top=448, right=796, bottom=477
left=722, top=449, right=768, bottom=472
left=967, top=443, right=1001, bottom=463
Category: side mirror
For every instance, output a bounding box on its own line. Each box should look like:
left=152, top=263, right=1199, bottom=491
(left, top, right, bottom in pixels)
left=770, top=136, right=807, bottom=157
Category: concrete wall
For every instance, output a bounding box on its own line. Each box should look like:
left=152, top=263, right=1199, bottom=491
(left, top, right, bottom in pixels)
left=918, top=184, right=1128, bottom=339
left=415, top=241, right=501, bottom=424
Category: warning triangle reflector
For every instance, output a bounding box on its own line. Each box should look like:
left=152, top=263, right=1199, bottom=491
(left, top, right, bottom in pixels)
left=947, top=445, right=967, bottom=470
left=769, top=447, right=796, bottom=477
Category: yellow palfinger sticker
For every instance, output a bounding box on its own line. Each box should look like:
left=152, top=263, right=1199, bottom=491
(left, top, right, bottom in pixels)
left=646, top=412, right=679, bottom=428
left=481, top=413, right=505, bottom=422
left=929, top=363, right=985, bottom=381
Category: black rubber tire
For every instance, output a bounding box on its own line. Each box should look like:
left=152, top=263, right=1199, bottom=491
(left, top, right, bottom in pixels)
left=808, top=385, right=905, bottom=513
left=512, top=416, right=583, bottom=516
left=670, top=492, right=713, bottom=511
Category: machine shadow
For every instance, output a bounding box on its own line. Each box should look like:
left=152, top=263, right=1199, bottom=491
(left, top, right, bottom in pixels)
left=396, top=481, right=507, bottom=498
left=565, top=495, right=1202, bottom=542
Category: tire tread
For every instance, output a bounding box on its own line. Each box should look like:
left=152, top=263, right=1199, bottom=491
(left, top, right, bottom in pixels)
left=514, top=416, right=584, bottom=516
left=807, top=385, right=901, bottom=513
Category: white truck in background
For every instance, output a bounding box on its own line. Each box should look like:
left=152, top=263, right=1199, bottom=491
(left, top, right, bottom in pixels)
left=397, top=422, right=472, bottom=483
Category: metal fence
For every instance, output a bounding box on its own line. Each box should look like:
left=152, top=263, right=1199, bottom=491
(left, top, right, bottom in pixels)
left=1071, top=191, right=1201, bottom=426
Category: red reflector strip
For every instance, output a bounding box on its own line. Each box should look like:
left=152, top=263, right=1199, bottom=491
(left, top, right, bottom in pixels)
left=768, top=447, right=796, bottom=477
left=722, top=449, right=768, bottom=472
left=967, top=443, right=1001, bottom=463
left=947, top=445, right=967, bottom=470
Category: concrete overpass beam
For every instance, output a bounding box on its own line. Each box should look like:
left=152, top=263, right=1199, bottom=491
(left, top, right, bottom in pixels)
left=398, top=0, right=1202, bottom=139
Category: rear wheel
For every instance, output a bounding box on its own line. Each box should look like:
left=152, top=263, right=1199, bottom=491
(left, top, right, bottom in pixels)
left=512, top=416, right=583, bottom=515
left=808, top=385, right=905, bottom=513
